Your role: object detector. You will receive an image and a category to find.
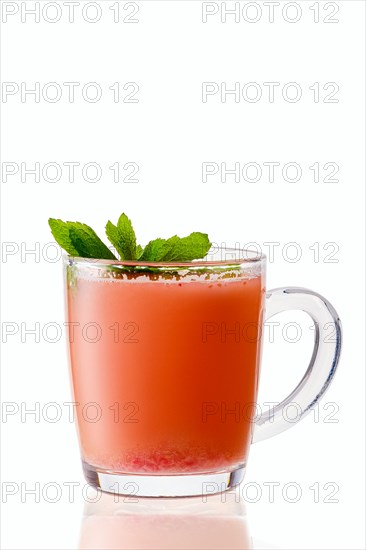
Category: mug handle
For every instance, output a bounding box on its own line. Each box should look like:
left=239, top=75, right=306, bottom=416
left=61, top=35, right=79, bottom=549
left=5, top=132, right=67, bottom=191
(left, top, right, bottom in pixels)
left=253, top=287, right=342, bottom=443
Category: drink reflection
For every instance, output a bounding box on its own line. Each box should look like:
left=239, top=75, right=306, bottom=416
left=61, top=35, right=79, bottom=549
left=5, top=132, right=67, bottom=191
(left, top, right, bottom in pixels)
left=79, top=491, right=251, bottom=549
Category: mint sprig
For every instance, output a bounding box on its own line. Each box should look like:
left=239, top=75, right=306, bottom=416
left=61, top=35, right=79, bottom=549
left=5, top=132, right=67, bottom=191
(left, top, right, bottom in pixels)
left=48, top=214, right=211, bottom=262
left=49, top=219, right=117, bottom=260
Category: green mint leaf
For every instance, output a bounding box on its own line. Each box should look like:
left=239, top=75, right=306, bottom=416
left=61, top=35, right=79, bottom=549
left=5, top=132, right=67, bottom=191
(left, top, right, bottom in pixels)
left=49, top=218, right=79, bottom=256
left=68, top=225, right=116, bottom=259
left=139, top=232, right=211, bottom=262
left=105, top=221, right=125, bottom=259
left=136, top=244, right=143, bottom=258
left=105, top=213, right=137, bottom=260
left=48, top=218, right=117, bottom=260
left=116, top=213, right=137, bottom=259
left=139, top=238, right=173, bottom=262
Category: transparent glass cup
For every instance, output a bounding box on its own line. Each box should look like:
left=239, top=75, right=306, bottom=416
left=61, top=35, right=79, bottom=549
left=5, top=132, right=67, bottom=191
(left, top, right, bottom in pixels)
left=64, top=248, right=341, bottom=497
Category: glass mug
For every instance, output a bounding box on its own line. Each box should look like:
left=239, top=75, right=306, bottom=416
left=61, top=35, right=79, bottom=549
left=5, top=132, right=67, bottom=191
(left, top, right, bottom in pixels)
left=65, top=248, right=342, bottom=497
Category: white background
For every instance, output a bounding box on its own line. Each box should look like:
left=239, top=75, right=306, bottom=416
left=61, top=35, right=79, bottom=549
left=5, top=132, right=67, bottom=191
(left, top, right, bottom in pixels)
left=0, top=1, right=365, bottom=549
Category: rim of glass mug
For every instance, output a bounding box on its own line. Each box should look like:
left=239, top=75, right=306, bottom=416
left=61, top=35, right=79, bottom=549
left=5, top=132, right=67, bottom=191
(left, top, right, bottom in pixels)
left=64, top=246, right=266, bottom=269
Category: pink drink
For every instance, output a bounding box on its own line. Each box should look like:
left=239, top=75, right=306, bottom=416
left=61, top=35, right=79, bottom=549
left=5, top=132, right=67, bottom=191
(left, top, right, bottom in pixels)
left=67, top=263, right=265, bottom=475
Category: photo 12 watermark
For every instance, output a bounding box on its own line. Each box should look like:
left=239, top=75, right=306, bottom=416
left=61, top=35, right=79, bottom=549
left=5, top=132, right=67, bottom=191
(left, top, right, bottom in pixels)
left=1, top=81, right=140, bottom=104
left=1, top=161, right=140, bottom=184
left=201, top=2, right=340, bottom=24
left=1, top=400, right=140, bottom=424
left=202, top=82, right=340, bottom=103
left=201, top=161, right=340, bottom=184
left=1, top=1, right=140, bottom=24
left=1, top=320, right=140, bottom=344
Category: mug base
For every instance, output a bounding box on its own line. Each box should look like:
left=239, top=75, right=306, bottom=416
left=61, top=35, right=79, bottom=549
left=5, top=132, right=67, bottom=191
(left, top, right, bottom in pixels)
left=82, top=460, right=246, bottom=498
